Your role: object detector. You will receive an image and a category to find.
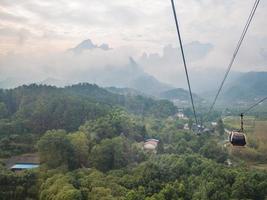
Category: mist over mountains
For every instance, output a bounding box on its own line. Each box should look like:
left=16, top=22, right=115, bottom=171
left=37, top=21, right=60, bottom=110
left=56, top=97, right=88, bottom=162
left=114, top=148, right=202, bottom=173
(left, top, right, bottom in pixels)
left=0, top=39, right=266, bottom=104
left=221, top=71, right=267, bottom=102
left=0, top=39, right=174, bottom=96
left=68, top=39, right=112, bottom=54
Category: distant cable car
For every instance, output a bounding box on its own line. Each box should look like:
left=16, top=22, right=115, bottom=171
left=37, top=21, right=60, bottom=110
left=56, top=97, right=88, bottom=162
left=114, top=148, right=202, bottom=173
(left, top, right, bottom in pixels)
left=229, top=113, right=246, bottom=146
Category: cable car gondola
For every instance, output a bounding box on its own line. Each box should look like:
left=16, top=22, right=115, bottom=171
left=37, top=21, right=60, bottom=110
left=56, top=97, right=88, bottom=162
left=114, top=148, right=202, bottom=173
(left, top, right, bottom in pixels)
left=229, top=113, right=246, bottom=146
left=229, top=131, right=246, bottom=146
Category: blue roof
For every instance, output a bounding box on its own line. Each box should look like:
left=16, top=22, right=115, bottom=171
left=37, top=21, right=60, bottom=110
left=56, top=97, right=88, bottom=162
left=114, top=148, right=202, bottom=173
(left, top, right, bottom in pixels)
left=11, top=163, right=39, bottom=169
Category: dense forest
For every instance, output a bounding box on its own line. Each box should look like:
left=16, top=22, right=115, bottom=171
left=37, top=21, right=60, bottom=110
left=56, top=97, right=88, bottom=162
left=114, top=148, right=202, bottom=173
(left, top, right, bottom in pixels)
left=0, top=84, right=267, bottom=200
left=0, top=84, right=176, bottom=157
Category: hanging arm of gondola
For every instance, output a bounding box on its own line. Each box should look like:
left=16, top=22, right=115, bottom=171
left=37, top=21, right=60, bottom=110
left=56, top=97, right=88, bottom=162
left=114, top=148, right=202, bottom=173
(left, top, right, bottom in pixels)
left=240, top=113, right=244, bottom=132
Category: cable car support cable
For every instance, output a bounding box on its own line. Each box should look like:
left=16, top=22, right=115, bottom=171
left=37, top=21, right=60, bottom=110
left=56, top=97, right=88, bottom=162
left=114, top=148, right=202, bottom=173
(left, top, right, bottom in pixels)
left=171, top=0, right=198, bottom=125
left=207, top=0, right=261, bottom=117
left=241, top=96, right=267, bottom=115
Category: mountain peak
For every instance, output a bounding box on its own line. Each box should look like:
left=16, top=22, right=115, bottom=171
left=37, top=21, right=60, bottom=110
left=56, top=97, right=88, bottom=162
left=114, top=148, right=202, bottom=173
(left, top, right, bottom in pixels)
left=78, top=39, right=96, bottom=49
left=99, top=43, right=111, bottom=50
left=69, top=39, right=111, bottom=54
left=129, top=56, right=137, bottom=66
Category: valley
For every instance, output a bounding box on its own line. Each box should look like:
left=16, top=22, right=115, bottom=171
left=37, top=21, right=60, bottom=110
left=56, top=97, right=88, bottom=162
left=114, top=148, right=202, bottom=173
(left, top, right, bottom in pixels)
left=0, top=0, right=266, bottom=198
left=0, top=80, right=266, bottom=199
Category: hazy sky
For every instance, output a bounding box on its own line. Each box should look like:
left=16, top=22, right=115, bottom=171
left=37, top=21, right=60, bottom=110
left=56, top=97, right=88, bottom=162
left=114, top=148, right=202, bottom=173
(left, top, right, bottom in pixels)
left=0, top=0, right=266, bottom=86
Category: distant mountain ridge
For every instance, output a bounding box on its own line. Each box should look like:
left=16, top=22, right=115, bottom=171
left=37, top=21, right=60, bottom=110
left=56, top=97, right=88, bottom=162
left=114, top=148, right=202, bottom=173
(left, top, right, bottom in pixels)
left=68, top=39, right=111, bottom=54
left=40, top=78, right=71, bottom=87
left=160, top=88, right=202, bottom=102
left=0, top=57, right=173, bottom=97
left=0, top=39, right=175, bottom=95
left=222, top=71, right=267, bottom=102
left=2, top=39, right=266, bottom=102
left=128, top=75, right=173, bottom=96
left=0, top=83, right=177, bottom=141
left=0, top=77, right=27, bottom=89
left=105, top=87, right=144, bottom=96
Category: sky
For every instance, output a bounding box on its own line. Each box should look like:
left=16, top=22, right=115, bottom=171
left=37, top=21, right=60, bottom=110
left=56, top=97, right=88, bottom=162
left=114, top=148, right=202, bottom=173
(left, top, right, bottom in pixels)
left=0, top=0, right=266, bottom=87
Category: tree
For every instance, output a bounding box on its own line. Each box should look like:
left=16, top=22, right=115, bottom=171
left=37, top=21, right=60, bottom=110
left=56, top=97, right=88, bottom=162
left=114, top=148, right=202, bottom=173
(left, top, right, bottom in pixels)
left=0, top=102, right=8, bottom=118
left=155, top=181, right=186, bottom=200
left=156, top=141, right=164, bottom=154
left=89, top=187, right=115, bottom=200
left=188, top=118, right=193, bottom=130
left=231, top=171, right=267, bottom=199
left=125, top=187, right=145, bottom=200
left=200, top=141, right=228, bottom=163
left=216, top=118, right=224, bottom=136
left=37, top=130, right=76, bottom=169
left=67, top=131, right=91, bottom=167
left=80, top=109, right=147, bottom=142
left=90, top=137, right=132, bottom=172
left=40, top=174, right=82, bottom=200
left=0, top=167, right=38, bottom=200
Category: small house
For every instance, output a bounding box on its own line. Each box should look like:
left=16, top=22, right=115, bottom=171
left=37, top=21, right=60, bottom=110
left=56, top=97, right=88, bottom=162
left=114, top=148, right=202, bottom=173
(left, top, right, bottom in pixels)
left=143, top=139, right=159, bottom=151
left=5, top=153, right=40, bottom=172
left=211, top=122, right=217, bottom=126
left=184, top=123, right=189, bottom=130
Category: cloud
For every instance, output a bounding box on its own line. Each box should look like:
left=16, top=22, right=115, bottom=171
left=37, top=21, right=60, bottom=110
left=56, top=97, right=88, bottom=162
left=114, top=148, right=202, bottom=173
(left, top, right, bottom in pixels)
left=0, top=10, right=28, bottom=23
left=138, top=41, right=214, bottom=85
left=184, top=41, right=213, bottom=61
left=0, top=0, right=266, bottom=89
left=0, top=41, right=138, bottom=83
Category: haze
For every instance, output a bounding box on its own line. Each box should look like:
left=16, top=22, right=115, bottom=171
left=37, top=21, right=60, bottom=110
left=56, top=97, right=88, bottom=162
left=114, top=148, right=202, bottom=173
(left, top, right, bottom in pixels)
left=0, top=0, right=266, bottom=91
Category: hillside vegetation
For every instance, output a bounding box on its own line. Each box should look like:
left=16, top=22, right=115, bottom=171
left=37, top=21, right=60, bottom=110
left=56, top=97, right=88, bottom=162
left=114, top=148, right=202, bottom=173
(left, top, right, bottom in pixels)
left=160, top=88, right=202, bottom=102
left=0, top=83, right=267, bottom=200
left=222, top=72, right=267, bottom=102
left=0, top=83, right=176, bottom=157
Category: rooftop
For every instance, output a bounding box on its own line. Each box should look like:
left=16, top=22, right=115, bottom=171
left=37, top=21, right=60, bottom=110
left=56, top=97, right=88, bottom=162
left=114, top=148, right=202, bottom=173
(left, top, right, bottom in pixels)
left=11, top=163, right=39, bottom=170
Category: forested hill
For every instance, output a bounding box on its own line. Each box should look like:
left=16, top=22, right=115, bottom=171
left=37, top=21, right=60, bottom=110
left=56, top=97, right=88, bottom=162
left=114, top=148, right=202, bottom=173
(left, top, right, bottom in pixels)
left=1, top=85, right=267, bottom=200
left=222, top=71, right=267, bottom=102
left=0, top=83, right=176, bottom=135
left=105, top=87, right=144, bottom=96
left=160, top=88, right=202, bottom=101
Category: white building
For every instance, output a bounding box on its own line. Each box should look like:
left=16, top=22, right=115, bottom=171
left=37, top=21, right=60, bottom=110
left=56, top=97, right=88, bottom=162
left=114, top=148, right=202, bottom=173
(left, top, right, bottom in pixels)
left=211, top=122, right=217, bottom=126
left=184, top=123, right=189, bottom=130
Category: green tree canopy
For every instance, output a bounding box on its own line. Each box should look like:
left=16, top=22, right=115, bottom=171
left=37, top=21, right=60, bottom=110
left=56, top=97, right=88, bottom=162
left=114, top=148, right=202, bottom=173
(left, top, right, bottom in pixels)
left=80, top=109, right=147, bottom=142
left=67, top=131, right=91, bottom=167
left=37, top=130, right=76, bottom=169
left=216, top=118, right=225, bottom=136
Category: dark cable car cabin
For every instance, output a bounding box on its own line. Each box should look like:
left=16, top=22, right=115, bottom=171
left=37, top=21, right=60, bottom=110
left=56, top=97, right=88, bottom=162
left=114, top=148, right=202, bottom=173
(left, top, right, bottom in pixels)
left=229, top=131, right=246, bottom=146
left=229, top=113, right=246, bottom=146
